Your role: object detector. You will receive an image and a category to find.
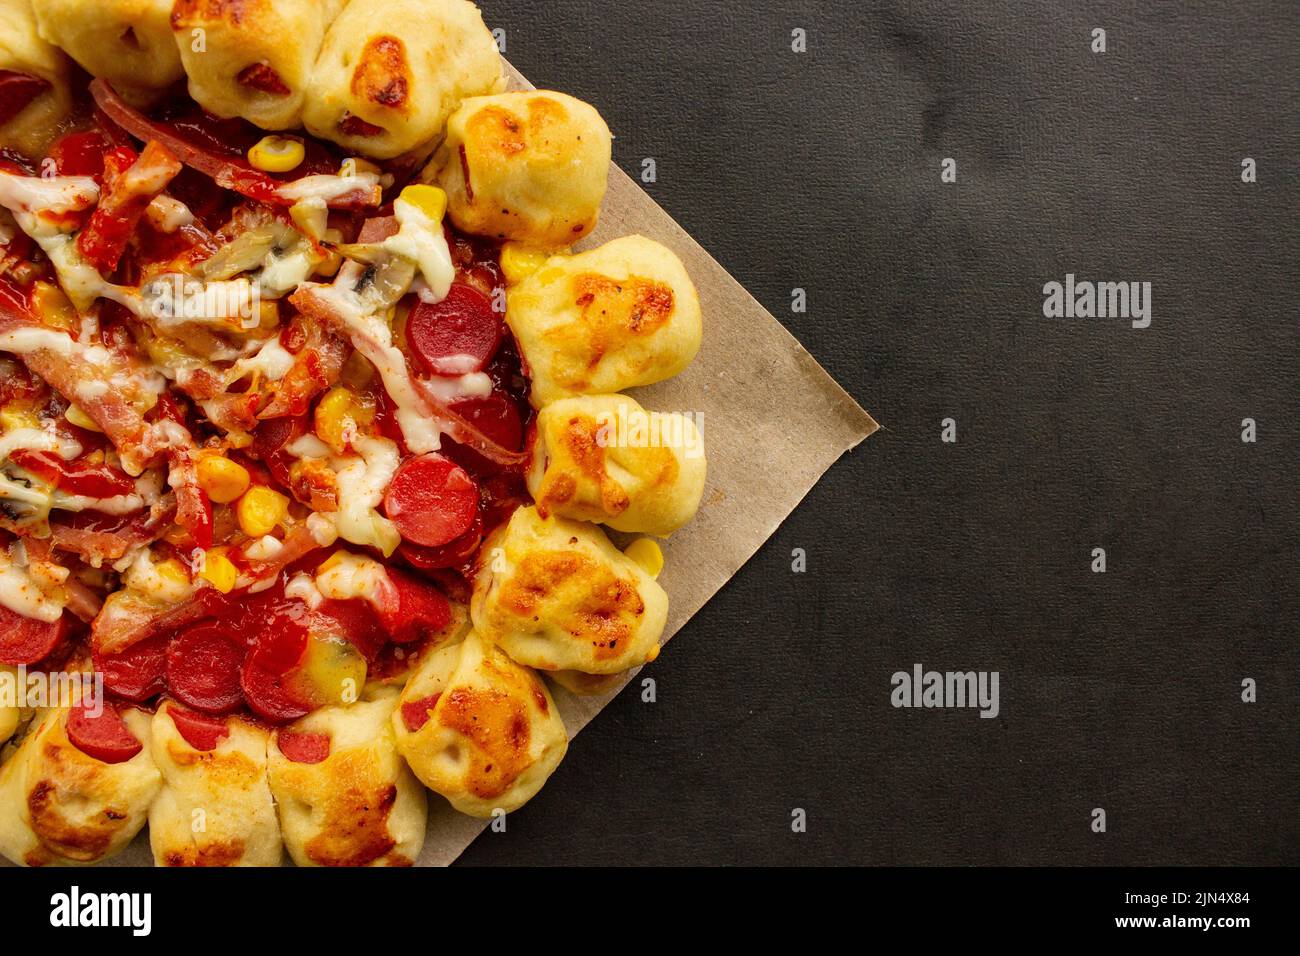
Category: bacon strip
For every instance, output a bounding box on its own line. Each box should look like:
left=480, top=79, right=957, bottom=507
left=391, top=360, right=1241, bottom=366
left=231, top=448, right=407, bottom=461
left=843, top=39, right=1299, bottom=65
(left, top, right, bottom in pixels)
left=90, top=79, right=380, bottom=211
left=47, top=504, right=174, bottom=564
left=77, top=141, right=183, bottom=274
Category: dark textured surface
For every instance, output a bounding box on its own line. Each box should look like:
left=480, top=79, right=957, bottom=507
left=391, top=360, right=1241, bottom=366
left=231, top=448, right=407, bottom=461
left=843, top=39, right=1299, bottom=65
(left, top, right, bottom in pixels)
left=459, top=0, right=1299, bottom=865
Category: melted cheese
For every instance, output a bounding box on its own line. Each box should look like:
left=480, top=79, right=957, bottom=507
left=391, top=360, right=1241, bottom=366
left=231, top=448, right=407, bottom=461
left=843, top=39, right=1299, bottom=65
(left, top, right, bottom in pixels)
left=284, top=572, right=324, bottom=610
left=386, top=198, right=454, bottom=302
left=120, top=550, right=195, bottom=606
left=330, top=436, right=400, bottom=556
left=0, top=548, right=64, bottom=623
left=232, top=335, right=296, bottom=383
left=314, top=552, right=393, bottom=605
left=276, top=170, right=381, bottom=205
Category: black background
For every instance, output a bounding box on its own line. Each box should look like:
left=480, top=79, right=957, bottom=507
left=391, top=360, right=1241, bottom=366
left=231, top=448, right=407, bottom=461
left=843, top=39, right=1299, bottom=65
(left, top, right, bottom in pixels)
left=460, top=0, right=1299, bottom=865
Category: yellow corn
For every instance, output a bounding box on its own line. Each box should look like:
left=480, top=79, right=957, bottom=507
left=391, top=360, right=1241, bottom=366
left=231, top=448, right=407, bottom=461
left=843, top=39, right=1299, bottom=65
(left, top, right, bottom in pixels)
left=314, top=386, right=374, bottom=455
left=196, top=454, right=251, bottom=504
left=500, top=242, right=549, bottom=284
left=64, top=404, right=101, bottom=432
left=237, top=486, right=289, bottom=538
left=624, top=538, right=664, bottom=579
left=248, top=136, right=305, bottom=173
left=645, top=643, right=661, bottom=663
left=399, top=184, right=447, bottom=223
left=199, top=548, right=238, bottom=594
left=155, top=558, right=191, bottom=587
left=0, top=406, right=39, bottom=432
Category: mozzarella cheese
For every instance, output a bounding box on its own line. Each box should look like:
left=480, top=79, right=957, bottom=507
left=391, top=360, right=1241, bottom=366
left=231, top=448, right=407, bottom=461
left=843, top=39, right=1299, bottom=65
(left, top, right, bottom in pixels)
left=302, top=0, right=505, bottom=160
left=505, top=235, right=703, bottom=406
left=0, top=544, right=65, bottom=622
left=0, top=704, right=160, bottom=866
left=267, top=691, right=426, bottom=867
left=393, top=630, right=567, bottom=817
left=386, top=196, right=455, bottom=301
left=528, top=393, right=707, bottom=537
left=436, top=90, right=612, bottom=247
left=471, top=505, right=668, bottom=675
left=147, top=703, right=281, bottom=867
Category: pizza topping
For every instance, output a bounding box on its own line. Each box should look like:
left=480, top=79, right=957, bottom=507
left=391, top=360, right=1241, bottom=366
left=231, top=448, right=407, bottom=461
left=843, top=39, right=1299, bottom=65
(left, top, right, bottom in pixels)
left=66, top=701, right=143, bottom=764
left=278, top=730, right=331, bottom=764
left=167, top=705, right=231, bottom=751
left=0, top=602, right=70, bottom=665
left=383, top=453, right=479, bottom=548
left=93, top=631, right=168, bottom=700
left=237, top=64, right=292, bottom=98
left=165, top=622, right=246, bottom=714
left=400, top=693, right=441, bottom=733
left=405, top=282, right=502, bottom=376
left=0, top=71, right=51, bottom=126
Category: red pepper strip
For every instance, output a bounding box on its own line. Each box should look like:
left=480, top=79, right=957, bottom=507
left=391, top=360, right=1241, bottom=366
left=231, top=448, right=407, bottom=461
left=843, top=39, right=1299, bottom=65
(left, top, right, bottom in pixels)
left=89, top=79, right=380, bottom=211
left=77, top=140, right=183, bottom=274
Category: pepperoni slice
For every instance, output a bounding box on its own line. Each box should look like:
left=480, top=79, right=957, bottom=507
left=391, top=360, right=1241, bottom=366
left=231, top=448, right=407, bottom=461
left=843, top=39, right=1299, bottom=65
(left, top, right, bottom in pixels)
left=440, top=394, right=523, bottom=477
left=165, top=623, right=246, bottom=714
left=311, top=600, right=387, bottom=661
left=0, top=607, right=71, bottom=667
left=66, top=702, right=142, bottom=764
left=405, top=283, right=503, bottom=376
left=0, top=71, right=50, bottom=126
left=237, top=63, right=291, bottom=96
left=277, top=731, right=330, bottom=764
left=94, top=632, right=169, bottom=701
left=383, top=453, right=479, bottom=548
left=8, top=448, right=136, bottom=499
left=167, top=705, right=231, bottom=751
left=240, top=622, right=311, bottom=724
left=397, top=512, right=482, bottom=571
left=400, top=694, right=441, bottom=733
left=378, top=568, right=452, bottom=644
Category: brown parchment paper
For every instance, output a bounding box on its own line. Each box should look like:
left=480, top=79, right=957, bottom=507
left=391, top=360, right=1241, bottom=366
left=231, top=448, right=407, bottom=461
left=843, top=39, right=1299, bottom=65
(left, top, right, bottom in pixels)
left=71, top=60, right=877, bottom=867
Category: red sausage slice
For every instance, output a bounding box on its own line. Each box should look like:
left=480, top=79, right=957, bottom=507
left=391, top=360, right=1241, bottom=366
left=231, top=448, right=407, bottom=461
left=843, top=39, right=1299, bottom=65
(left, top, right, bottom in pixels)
left=66, top=702, right=143, bottom=764
left=167, top=706, right=231, bottom=751
left=405, top=283, right=503, bottom=376
left=400, top=694, right=441, bottom=733
left=383, top=453, right=479, bottom=548
left=378, top=568, right=452, bottom=644
left=397, top=512, right=482, bottom=571
left=0, top=606, right=70, bottom=666
left=440, top=394, right=523, bottom=477
left=240, top=622, right=311, bottom=724
left=94, top=632, right=169, bottom=701
left=0, top=71, right=50, bottom=126
left=165, top=623, right=245, bottom=714
left=278, top=731, right=330, bottom=764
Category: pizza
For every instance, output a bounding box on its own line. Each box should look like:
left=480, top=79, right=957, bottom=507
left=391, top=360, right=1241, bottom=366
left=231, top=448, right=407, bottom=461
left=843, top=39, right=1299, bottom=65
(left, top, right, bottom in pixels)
left=0, top=0, right=706, bottom=867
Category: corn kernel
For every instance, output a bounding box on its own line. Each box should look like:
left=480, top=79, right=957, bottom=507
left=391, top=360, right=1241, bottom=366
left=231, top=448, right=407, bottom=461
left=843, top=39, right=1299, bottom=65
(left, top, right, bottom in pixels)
left=500, top=242, right=549, bottom=284
left=196, top=454, right=251, bottom=504
left=199, top=548, right=238, bottom=594
left=0, top=406, right=39, bottom=432
left=237, top=486, right=289, bottom=537
left=624, top=538, right=664, bottom=579
left=399, top=184, right=447, bottom=223
left=314, top=386, right=374, bottom=455
left=155, top=558, right=191, bottom=587
left=248, top=136, right=305, bottom=173
left=64, top=404, right=101, bottom=432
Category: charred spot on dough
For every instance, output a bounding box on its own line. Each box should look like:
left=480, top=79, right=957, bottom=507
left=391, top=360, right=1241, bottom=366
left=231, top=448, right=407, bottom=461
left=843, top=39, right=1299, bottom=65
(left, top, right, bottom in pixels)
left=171, top=0, right=260, bottom=29
left=351, top=36, right=411, bottom=112
left=439, top=685, right=533, bottom=799
left=27, top=778, right=119, bottom=862
left=162, top=839, right=246, bottom=867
